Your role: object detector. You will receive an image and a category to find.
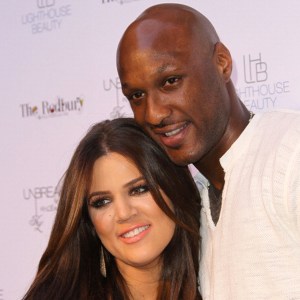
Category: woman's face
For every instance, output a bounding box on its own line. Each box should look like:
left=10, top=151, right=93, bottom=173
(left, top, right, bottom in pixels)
left=87, top=152, right=175, bottom=271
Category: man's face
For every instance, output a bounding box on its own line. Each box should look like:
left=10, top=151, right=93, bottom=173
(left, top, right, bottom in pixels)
left=117, top=21, right=230, bottom=166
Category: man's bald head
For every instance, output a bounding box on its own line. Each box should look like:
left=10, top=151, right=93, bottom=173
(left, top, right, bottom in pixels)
left=135, top=3, right=220, bottom=43
left=117, top=3, right=220, bottom=66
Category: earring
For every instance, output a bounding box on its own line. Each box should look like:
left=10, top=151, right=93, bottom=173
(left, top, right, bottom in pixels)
left=100, top=246, right=107, bottom=277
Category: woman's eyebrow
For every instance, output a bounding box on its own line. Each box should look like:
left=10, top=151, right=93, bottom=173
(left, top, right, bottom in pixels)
left=123, top=176, right=144, bottom=188
left=87, top=191, right=108, bottom=202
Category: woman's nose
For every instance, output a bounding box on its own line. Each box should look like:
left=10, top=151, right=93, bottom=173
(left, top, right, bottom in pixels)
left=114, top=197, right=137, bottom=223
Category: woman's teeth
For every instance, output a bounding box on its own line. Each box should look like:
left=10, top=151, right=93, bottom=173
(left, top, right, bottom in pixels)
left=122, top=225, right=150, bottom=238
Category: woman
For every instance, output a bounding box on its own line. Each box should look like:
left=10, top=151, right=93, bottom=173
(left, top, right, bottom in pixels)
left=23, top=118, right=201, bottom=300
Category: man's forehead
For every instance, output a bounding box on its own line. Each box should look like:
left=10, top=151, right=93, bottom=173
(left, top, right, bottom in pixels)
left=121, top=48, right=188, bottom=72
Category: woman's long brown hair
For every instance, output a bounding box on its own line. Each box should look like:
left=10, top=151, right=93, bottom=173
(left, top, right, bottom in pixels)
left=22, top=118, right=201, bottom=300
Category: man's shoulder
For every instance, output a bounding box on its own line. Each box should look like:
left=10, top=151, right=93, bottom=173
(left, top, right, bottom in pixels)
left=254, top=109, right=300, bottom=135
left=259, top=109, right=300, bottom=122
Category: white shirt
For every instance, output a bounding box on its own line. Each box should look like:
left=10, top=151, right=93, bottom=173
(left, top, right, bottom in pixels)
left=195, top=110, right=300, bottom=300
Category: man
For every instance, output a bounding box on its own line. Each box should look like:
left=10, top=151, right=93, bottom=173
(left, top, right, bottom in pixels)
left=116, top=3, right=300, bottom=299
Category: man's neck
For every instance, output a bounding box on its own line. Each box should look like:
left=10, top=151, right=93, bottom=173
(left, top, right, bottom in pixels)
left=194, top=95, right=251, bottom=189
left=194, top=93, right=251, bottom=224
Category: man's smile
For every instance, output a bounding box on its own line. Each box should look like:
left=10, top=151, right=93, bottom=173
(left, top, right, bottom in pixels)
left=151, top=121, right=191, bottom=148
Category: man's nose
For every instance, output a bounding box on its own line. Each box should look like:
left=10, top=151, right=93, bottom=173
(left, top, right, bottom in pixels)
left=144, top=93, right=171, bottom=126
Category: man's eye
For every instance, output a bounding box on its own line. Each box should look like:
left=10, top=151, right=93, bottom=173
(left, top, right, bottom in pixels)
left=130, top=184, right=149, bottom=196
left=164, top=76, right=181, bottom=86
left=89, top=198, right=111, bottom=209
left=129, top=91, right=145, bottom=101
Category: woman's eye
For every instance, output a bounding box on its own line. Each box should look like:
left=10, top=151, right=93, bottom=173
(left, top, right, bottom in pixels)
left=89, top=198, right=111, bottom=209
left=130, top=185, right=149, bottom=196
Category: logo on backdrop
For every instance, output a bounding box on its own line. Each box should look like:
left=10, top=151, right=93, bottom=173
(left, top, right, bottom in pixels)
left=21, top=0, right=72, bottom=34
left=23, top=185, right=59, bottom=232
left=103, top=77, right=132, bottom=118
left=20, top=96, right=84, bottom=119
left=0, top=289, right=3, bottom=300
left=236, top=53, right=290, bottom=110
left=37, top=0, right=55, bottom=8
left=100, top=0, right=144, bottom=4
left=243, top=53, right=267, bottom=83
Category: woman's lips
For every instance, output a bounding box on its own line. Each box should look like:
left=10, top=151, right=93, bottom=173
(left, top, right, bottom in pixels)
left=119, top=225, right=151, bottom=244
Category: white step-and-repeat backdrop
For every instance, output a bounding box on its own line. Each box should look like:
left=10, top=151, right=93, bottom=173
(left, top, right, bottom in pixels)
left=1, top=0, right=299, bottom=299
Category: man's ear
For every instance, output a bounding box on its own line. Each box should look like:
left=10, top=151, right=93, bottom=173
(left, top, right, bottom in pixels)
left=213, top=42, right=232, bottom=82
